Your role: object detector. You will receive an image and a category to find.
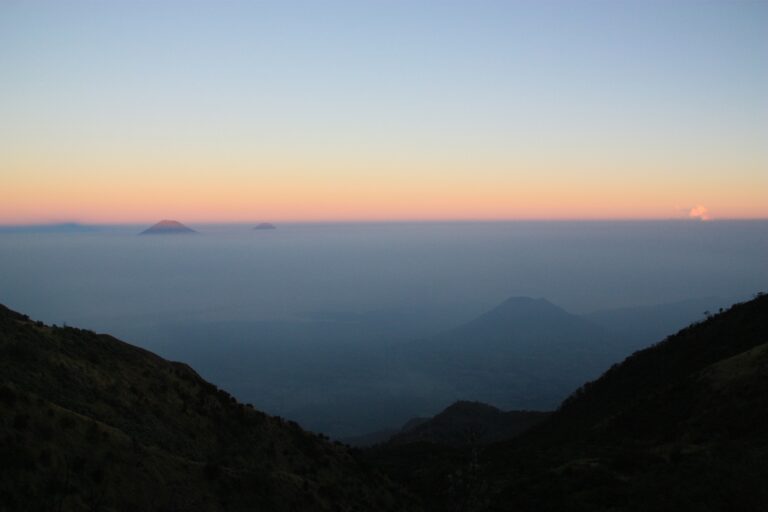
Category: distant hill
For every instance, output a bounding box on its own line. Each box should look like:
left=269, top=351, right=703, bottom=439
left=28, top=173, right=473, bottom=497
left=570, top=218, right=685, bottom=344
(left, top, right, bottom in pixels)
left=0, top=305, right=417, bottom=511
left=137, top=295, right=743, bottom=440
left=140, top=220, right=197, bottom=235
left=0, top=222, right=97, bottom=234
left=395, top=297, right=623, bottom=410
left=371, top=293, right=768, bottom=512
left=387, top=401, right=550, bottom=447
left=254, top=222, right=276, bottom=230
left=482, top=292, right=768, bottom=511
left=149, top=296, right=654, bottom=439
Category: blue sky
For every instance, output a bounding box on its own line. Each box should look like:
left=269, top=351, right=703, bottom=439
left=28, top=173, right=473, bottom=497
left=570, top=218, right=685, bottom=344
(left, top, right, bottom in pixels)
left=1, top=0, right=766, bottom=222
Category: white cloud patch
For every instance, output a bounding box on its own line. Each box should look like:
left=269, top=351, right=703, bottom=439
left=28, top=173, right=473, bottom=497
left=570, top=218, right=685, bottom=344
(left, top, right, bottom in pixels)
left=688, top=205, right=712, bottom=221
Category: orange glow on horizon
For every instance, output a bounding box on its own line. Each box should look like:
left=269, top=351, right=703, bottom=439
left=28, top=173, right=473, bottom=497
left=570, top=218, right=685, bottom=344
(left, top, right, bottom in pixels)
left=2, top=2, right=766, bottom=226
left=2, top=146, right=766, bottom=224
left=1, top=173, right=766, bottom=225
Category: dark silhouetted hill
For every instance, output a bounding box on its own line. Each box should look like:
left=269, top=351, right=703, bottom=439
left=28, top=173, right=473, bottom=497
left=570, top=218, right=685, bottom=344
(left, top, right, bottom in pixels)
left=388, top=401, right=550, bottom=447
left=0, top=304, right=417, bottom=511
left=396, top=297, right=623, bottom=410
left=370, top=293, right=768, bottom=512
left=254, top=223, right=276, bottom=230
left=140, top=219, right=197, bottom=234
left=141, top=295, right=734, bottom=440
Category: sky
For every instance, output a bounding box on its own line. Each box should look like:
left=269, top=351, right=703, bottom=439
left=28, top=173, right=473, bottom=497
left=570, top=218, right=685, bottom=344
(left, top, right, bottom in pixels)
left=1, top=0, right=766, bottom=223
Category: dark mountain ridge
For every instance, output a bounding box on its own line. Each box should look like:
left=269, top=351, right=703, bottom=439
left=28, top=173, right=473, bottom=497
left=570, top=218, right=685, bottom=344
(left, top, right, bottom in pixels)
left=582, top=296, right=733, bottom=349
left=135, top=294, right=731, bottom=439
left=7, top=290, right=764, bottom=511
left=369, top=293, right=768, bottom=512
left=482, top=293, right=768, bottom=511
left=0, top=304, right=416, bottom=511
left=387, top=401, right=550, bottom=447
left=548, top=292, right=768, bottom=442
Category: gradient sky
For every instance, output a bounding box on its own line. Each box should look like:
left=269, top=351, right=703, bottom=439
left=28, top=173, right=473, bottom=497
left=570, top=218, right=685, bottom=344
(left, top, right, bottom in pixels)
left=1, top=0, right=766, bottom=223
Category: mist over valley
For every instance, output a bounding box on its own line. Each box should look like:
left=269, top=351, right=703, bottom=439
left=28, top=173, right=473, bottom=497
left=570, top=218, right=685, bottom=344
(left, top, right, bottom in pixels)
left=1, top=220, right=764, bottom=437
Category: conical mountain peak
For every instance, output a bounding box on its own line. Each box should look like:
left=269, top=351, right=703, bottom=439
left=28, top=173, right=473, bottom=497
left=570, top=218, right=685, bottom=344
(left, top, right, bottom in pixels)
left=140, top=220, right=197, bottom=235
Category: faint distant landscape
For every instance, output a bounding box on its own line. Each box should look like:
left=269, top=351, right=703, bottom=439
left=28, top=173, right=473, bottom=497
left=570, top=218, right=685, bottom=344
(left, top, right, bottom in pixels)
left=2, top=0, right=766, bottom=508
left=1, top=220, right=765, bottom=437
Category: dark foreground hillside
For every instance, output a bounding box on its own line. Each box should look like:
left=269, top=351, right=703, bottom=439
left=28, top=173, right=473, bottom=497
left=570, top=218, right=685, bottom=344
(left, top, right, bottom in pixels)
left=370, top=293, right=768, bottom=512
left=0, top=304, right=417, bottom=512
left=387, top=401, right=549, bottom=447
left=4, top=293, right=766, bottom=512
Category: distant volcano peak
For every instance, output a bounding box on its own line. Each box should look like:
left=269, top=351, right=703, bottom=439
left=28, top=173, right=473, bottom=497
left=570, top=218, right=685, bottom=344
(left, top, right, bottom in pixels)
left=491, top=296, right=565, bottom=318
left=140, top=220, right=196, bottom=235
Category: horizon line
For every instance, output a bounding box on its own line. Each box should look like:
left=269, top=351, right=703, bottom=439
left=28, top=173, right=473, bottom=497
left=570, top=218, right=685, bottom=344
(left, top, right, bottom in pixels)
left=2, top=217, right=768, bottom=227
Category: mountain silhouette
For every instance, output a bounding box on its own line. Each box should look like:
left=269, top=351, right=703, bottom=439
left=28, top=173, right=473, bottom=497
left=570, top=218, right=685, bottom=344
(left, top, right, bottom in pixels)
left=387, top=401, right=550, bottom=447
left=0, top=304, right=417, bottom=511
left=396, top=297, right=620, bottom=410
left=140, top=219, right=197, bottom=235
left=371, top=293, right=768, bottom=512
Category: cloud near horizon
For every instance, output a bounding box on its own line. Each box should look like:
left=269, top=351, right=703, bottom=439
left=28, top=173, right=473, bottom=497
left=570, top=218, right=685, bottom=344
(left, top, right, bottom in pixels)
left=689, top=205, right=712, bottom=221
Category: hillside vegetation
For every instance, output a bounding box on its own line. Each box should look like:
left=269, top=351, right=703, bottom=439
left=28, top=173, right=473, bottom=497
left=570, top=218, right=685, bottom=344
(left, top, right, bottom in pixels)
left=3, top=292, right=766, bottom=511
left=0, top=304, right=417, bottom=512
left=387, top=401, right=549, bottom=447
left=370, top=294, right=768, bottom=512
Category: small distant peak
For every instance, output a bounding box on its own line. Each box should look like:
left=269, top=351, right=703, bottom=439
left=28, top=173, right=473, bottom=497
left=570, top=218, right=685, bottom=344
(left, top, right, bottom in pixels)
left=494, top=296, right=563, bottom=314
left=254, top=222, right=276, bottom=230
left=442, top=400, right=501, bottom=416
left=140, top=220, right=197, bottom=235
left=501, top=296, right=546, bottom=306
